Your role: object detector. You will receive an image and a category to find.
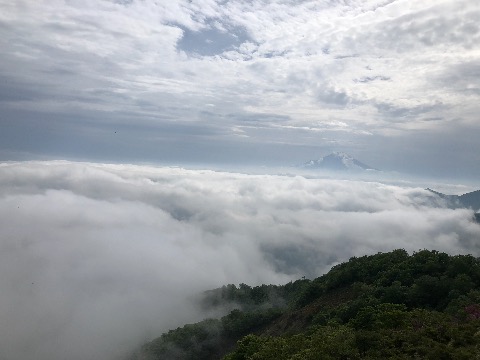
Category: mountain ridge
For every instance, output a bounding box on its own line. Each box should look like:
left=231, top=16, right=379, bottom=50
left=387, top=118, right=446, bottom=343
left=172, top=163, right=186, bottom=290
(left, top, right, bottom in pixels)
left=427, top=188, right=480, bottom=212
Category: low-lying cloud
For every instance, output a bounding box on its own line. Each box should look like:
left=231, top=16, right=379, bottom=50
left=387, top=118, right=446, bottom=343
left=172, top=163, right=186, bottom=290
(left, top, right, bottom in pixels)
left=0, top=161, right=479, bottom=360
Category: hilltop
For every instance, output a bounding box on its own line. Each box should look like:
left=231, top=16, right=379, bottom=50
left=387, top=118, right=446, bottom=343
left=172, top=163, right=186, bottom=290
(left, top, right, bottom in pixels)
left=132, top=249, right=480, bottom=359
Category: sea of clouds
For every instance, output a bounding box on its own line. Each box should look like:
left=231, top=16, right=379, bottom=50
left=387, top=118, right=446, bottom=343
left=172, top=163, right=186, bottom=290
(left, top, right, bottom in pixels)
left=0, top=161, right=479, bottom=360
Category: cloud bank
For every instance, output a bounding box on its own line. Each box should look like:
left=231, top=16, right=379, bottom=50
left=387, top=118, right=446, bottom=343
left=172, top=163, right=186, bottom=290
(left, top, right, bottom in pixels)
left=0, top=161, right=479, bottom=359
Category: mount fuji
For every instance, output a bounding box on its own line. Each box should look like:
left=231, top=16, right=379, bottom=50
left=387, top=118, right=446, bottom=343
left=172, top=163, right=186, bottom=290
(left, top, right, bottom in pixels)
left=301, top=152, right=377, bottom=171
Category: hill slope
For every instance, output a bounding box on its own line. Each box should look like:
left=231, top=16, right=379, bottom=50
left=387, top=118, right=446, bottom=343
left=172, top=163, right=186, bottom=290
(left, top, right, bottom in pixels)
left=459, top=190, right=480, bottom=210
left=133, top=249, right=480, bottom=359
left=427, top=188, right=480, bottom=211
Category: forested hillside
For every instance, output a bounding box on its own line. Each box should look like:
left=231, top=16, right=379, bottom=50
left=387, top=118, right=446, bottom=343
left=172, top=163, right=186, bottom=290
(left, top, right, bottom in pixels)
left=133, top=249, right=480, bottom=359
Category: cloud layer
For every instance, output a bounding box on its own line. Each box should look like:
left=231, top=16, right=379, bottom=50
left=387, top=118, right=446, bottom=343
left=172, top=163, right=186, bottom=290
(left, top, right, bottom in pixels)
left=0, top=1, right=479, bottom=175
left=0, top=161, right=479, bottom=359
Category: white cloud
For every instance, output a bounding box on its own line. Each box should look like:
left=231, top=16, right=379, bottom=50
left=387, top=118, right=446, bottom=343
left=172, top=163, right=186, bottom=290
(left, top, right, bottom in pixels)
left=0, top=160, right=479, bottom=359
left=1, top=0, right=478, bottom=129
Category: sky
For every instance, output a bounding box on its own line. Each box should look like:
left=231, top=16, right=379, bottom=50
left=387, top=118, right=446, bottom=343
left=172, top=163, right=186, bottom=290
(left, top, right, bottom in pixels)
left=1, top=0, right=480, bottom=178
left=1, top=160, right=480, bottom=359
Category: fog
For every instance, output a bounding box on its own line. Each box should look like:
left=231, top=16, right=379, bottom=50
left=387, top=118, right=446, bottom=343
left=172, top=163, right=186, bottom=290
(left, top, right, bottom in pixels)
left=0, top=161, right=479, bottom=360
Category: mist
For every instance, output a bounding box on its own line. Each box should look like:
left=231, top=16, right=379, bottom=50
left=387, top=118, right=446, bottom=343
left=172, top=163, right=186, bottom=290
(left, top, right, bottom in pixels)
left=0, top=160, right=479, bottom=360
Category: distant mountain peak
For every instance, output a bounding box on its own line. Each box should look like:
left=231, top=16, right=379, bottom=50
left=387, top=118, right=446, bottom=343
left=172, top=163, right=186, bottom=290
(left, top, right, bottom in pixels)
left=302, top=152, right=376, bottom=171
left=330, top=151, right=352, bottom=158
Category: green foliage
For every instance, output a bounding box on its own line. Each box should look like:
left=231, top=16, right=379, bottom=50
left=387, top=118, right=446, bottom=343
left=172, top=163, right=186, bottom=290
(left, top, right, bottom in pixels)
left=137, top=250, right=480, bottom=360
left=201, top=279, right=311, bottom=311
left=222, top=308, right=283, bottom=337
left=295, top=249, right=480, bottom=311
left=140, top=318, right=223, bottom=360
left=224, top=326, right=360, bottom=360
left=136, top=308, right=283, bottom=360
left=294, top=280, right=325, bottom=308
left=224, top=250, right=480, bottom=359
left=225, top=308, right=480, bottom=359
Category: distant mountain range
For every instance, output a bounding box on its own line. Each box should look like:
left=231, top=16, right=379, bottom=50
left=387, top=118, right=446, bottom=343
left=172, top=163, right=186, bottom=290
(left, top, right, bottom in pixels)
left=301, top=152, right=377, bottom=171
left=427, top=188, right=480, bottom=212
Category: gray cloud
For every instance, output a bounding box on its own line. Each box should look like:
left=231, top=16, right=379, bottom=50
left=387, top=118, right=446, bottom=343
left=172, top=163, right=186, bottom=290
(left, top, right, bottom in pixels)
left=0, top=161, right=479, bottom=359
left=316, top=86, right=351, bottom=106
left=435, top=61, right=480, bottom=96
left=354, top=75, right=390, bottom=83
left=375, top=102, right=444, bottom=122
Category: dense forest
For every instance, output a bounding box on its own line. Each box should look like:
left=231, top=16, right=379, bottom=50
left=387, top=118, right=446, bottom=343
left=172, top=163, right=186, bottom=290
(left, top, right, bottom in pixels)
left=132, top=249, right=480, bottom=359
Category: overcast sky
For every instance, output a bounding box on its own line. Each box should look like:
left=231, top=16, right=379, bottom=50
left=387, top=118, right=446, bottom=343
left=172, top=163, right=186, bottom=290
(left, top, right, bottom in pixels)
left=0, top=0, right=479, bottom=178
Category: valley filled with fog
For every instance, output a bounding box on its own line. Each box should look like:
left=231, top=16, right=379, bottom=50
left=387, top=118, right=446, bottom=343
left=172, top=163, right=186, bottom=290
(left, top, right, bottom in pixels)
left=0, top=161, right=479, bottom=360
